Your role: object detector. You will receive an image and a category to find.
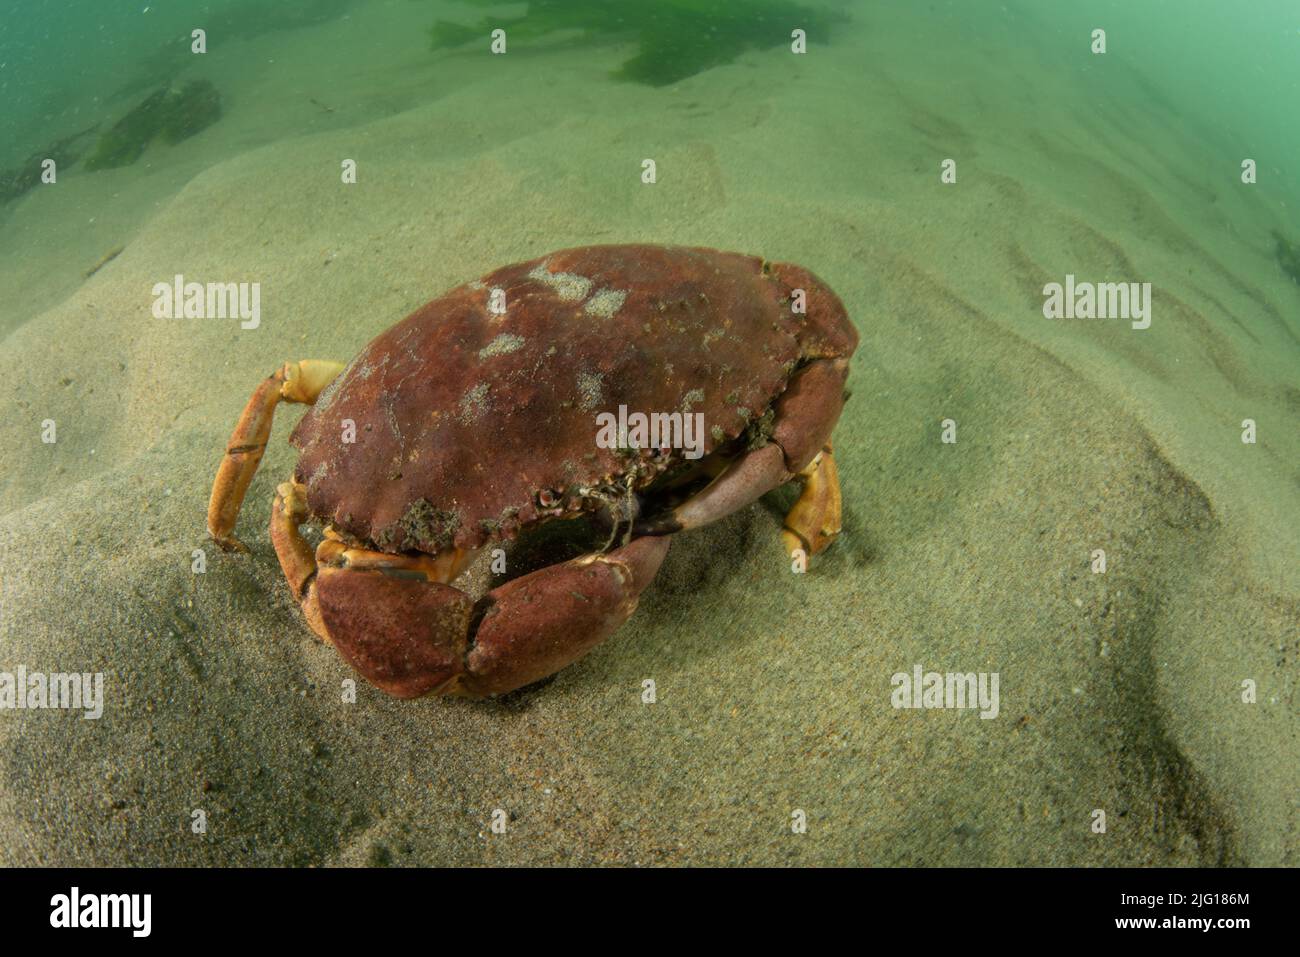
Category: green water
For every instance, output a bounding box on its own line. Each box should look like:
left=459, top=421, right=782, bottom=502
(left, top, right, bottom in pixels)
left=3, top=0, right=1297, bottom=199
left=1021, top=0, right=1300, bottom=205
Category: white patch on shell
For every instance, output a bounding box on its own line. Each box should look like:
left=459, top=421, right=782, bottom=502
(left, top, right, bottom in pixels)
left=584, top=288, right=627, bottom=319
left=529, top=264, right=593, bottom=302
left=458, top=382, right=490, bottom=424
left=354, top=352, right=388, bottom=382
left=478, top=333, right=526, bottom=359
left=576, top=371, right=604, bottom=411
left=312, top=377, right=342, bottom=414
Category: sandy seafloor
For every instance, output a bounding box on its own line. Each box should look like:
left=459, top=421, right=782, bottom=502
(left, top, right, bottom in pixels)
left=0, top=1, right=1296, bottom=866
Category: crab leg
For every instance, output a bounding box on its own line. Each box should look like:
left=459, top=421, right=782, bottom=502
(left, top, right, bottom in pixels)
left=636, top=443, right=791, bottom=537
left=635, top=357, right=848, bottom=559
left=780, top=443, right=842, bottom=557
left=208, top=359, right=344, bottom=551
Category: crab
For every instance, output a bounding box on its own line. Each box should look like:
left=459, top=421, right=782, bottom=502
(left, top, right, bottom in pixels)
left=207, top=244, right=857, bottom=698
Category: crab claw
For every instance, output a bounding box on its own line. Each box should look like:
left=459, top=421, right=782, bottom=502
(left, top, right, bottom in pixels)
left=310, top=536, right=670, bottom=698
left=460, top=534, right=670, bottom=696
left=313, top=566, right=475, bottom=698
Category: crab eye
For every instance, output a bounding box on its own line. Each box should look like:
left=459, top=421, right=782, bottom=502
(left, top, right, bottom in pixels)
left=536, top=488, right=560, bottom=508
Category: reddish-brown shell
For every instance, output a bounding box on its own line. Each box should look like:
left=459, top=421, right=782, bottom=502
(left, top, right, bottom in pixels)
left=289, top=244, right=856, bottom=554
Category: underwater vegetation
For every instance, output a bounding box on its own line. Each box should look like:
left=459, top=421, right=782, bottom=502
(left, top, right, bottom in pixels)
left=158, top=80, right=224, bottom=144
left=85, top=89, right=171, bottom=171
left=429, top=0, right=846, bottom=87
left=1272, top=231, right=1300, bottom=285
left=0, top=125, right=98, bottom=206
left=84, top=80, right=223, bottom=172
